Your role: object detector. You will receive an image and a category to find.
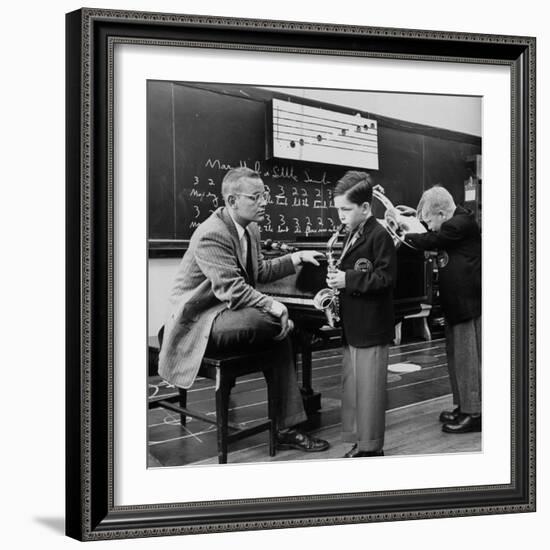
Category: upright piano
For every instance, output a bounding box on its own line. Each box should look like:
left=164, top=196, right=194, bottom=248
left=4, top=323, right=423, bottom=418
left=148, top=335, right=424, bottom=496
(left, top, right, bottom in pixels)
left=257, top=238, right=433, bottom=415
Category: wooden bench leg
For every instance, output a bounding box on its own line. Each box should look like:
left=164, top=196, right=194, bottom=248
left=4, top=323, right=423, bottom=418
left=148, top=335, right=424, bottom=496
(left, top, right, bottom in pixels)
left=215, top=374, right=233, bottom=464
left=422, top=317, right=431, bottom=341
left=394, top=321, right=402, bottom=346
left=177, top=388, right=187, bottom=426
left=263, top=368, right=277, bottom=457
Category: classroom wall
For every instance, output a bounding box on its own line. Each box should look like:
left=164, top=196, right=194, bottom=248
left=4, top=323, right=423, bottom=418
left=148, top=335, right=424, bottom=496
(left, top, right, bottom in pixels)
left=148, top=94, right=480, bottom=335
left=149, top=258, right=180, bottom=338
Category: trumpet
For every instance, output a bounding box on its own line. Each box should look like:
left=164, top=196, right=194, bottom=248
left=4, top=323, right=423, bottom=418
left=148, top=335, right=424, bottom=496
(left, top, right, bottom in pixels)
left=313, top=224, right=344, bottom=328
left=372, top=185, right=426, bottom=249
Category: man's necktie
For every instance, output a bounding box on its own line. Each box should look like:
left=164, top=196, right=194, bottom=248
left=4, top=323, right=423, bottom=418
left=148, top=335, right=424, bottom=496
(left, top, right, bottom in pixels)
left=244, top=229, right=255, bottom=287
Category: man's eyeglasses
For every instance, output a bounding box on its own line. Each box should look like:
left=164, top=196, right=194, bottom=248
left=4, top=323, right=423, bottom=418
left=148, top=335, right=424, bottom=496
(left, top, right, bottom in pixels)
left=235, top=191, right=270, bottom=204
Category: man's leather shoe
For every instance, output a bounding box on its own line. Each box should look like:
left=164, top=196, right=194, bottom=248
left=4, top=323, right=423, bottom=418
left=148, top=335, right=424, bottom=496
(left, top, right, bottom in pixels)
left=276, top=429, right=330, bottom=452
left=442, top=414, right=481, bottom=433
left=343, top=444, right=384, bottom=458
left=439, top=407, right=461, bottom=423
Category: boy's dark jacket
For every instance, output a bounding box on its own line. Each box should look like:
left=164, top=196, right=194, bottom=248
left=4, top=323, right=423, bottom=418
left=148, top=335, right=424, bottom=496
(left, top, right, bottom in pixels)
left=405, top=205, right=481, bottom=325
left=339, top=215, right=397, bottom=347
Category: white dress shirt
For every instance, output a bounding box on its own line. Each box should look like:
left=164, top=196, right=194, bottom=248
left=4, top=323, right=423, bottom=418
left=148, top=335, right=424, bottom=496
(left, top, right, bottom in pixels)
left=227, top=211, right=249, bottom=266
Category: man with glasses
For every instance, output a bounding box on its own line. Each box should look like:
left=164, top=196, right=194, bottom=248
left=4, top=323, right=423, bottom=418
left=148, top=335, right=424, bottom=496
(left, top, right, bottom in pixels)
left=159, top=167, right=330, bottom=453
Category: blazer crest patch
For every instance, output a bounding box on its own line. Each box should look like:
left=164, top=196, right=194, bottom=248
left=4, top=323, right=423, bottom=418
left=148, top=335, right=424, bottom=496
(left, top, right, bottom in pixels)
left=354, top=258, right=373, bottom=273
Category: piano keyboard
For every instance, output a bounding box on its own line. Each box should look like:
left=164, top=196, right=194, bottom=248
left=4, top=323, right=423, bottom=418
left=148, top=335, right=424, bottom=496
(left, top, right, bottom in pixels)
left=266, top=295, right=314, bottom=306
left=278, top=296, right=314, bottom=306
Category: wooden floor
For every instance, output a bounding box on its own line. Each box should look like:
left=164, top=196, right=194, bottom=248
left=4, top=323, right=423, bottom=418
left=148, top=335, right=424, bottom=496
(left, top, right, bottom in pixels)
left=148, top=338, right=481, bottom=467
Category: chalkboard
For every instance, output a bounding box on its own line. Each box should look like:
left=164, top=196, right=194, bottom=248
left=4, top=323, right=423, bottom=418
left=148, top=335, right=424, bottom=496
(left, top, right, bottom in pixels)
left=149, top=82, right=346, bottom=242
left=147, top=82, right=481, bottom=245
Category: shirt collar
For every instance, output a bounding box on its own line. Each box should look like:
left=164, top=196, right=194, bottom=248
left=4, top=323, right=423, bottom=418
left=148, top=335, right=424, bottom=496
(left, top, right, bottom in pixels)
left=351, top=215, right=371, bottom=239
left=227, top=208, right=246, bottom=240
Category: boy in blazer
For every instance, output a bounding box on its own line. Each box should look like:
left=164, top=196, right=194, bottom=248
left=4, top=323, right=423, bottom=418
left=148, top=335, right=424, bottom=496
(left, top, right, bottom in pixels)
left=326, top=171, right=397, bottom=458
left=159, top=167, right=329, bottom=452
left=402, top=186, right=481, bottom=434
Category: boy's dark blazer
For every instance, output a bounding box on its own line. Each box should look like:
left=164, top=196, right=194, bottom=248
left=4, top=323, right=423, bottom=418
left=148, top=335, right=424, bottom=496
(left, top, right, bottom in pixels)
left=339, top=215, right=397, bottom=347
left=405, top=205, right=481, bottom=326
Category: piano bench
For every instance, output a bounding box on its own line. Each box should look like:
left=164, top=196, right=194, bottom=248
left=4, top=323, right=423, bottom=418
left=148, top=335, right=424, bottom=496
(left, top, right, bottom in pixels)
left=394, top=303, right=432, bottom=345
left=148, top=338, right=278, bottom=464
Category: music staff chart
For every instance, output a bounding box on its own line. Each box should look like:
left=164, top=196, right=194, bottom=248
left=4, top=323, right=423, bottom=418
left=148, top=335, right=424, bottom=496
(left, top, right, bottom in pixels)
left=271, top=98, right=379, bottom=170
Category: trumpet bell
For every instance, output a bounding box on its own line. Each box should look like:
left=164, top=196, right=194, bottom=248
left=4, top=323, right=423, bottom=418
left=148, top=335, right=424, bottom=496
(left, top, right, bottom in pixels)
left=373, top=186, right=426, bottom=250
left=382, top=210, right=427, bottom=250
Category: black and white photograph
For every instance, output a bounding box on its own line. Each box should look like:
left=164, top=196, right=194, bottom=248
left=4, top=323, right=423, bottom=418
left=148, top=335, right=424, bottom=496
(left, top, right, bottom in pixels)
left=57, top=2, right=539, bottom=544
left=2, top=0, right=546, bottom=547
left=146, top=82, right=483, bottom=467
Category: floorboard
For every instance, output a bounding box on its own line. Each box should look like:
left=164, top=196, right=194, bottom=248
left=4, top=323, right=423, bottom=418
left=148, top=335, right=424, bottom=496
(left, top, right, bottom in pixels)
left=148, top=338, right=481, bottom=467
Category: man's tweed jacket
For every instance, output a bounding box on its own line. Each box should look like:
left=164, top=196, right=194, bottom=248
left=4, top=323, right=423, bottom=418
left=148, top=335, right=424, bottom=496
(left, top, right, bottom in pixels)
left=158, top=207, right=296, bottom=389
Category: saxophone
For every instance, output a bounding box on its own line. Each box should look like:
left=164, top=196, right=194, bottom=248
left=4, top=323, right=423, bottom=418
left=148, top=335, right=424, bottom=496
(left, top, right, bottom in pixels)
left=313, top=224, right=344, bottom=328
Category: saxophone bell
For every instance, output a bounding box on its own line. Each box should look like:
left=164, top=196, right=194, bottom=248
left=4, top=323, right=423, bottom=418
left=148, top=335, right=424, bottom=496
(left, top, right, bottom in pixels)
left=312, top=288, right=340, bottom=328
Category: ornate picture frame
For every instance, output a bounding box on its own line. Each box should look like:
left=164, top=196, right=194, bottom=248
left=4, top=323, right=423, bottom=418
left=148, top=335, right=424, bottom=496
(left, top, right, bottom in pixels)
left=65, top=8, right=536, bottom=541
